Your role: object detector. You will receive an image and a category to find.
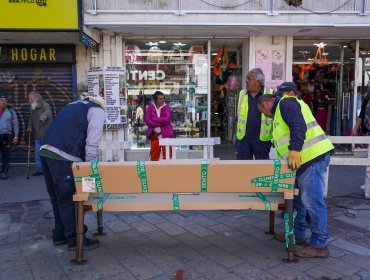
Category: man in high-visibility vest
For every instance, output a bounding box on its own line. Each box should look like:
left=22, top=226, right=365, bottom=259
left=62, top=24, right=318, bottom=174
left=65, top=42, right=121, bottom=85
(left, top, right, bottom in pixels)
left=236, top=68, right=272, bottom=160
left=258, top=82, right=334, bottom=258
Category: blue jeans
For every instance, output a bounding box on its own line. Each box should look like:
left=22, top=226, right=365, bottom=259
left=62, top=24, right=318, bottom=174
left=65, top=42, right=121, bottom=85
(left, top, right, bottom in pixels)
left=294, top=152, right=331, bottom=248
left=236, top=137, right=271, bottom=160
left=35, top=139, right=43, bottom=173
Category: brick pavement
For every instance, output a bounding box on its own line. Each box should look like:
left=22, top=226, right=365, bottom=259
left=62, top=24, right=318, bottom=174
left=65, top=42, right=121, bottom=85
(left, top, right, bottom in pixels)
left=1, top=156, right=370, bottom=279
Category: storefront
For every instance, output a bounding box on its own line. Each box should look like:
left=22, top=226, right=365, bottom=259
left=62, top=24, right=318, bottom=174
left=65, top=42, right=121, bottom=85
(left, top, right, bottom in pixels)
left=122, top=38, right=245, bottom=151
left=0, top=45, right=76, bottom=162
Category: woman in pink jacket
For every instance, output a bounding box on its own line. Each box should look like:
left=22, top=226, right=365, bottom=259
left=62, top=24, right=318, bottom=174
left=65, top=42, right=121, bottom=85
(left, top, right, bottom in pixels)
left=145, top=91, right=174, bottom=161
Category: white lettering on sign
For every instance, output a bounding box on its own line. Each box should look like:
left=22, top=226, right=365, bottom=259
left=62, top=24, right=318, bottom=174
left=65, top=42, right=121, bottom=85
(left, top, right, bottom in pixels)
left=129, top=70, right=165, bottom=81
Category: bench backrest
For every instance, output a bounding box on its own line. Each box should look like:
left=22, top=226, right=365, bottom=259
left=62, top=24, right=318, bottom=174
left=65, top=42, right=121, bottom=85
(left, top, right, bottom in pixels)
left=159, top=137, right=221, bottom=160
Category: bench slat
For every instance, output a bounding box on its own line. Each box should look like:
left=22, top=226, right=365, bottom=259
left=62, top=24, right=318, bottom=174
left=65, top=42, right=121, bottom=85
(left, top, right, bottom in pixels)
left=85, top=193, right=284, bottom=212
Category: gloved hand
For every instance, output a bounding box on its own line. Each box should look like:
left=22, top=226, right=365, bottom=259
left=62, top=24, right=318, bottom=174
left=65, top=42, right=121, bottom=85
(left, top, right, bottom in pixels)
left=287, top=150, right=301, bottom=171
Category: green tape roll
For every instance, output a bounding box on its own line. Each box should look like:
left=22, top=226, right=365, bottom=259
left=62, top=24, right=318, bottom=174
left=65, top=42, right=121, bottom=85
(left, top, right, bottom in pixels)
left=200, top=160, right=208, bottom=193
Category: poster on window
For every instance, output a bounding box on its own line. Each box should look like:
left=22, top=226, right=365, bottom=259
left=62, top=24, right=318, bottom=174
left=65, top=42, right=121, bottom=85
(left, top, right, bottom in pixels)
left=255, top=50, right=285, bottom=89
left=88, top=67, right=127, bottom=127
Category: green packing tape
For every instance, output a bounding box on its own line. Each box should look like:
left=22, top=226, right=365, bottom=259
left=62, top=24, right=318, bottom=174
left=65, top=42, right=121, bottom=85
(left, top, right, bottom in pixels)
left=137, top=161, right=149, bottom=193
left=253, top=182, right=295, bottom=190
left=91, top=161, right=103, bottom=194
left=97, top=193, right=110, bottom=211
left=251, top=172, right=296, bottom=183
left=283, top=210, right=297, bottom=248
left=200, top=160, right=208, bottom=193
left=272, top=160, right=281, bottom=192
left=172, top=194, right=180, bottom=210
left=255, top=192, right=271, bottom=210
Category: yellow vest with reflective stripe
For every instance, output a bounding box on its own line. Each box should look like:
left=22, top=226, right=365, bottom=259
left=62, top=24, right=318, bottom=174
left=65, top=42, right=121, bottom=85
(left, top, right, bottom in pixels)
left=273, top=96, right=334, bottom=164
left=236, top=87, right=273, bottom=141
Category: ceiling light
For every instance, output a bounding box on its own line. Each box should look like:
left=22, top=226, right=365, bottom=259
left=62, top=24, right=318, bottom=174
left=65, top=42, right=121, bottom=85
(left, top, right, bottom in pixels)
left=145, top=42, right=159, bottom=46
left=173, top=42, right=186, bottom=47
left=342, top=45, right=348, bottom=48
left=159, top=41, right=166, bottom=44
left=211, top=52, right=218, bottom=55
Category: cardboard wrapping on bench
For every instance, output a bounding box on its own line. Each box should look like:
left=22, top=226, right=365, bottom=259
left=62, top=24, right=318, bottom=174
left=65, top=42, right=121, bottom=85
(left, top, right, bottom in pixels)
left=72, top=160, right=295, bottom=199
left=85, top=193, right=284, bottom=212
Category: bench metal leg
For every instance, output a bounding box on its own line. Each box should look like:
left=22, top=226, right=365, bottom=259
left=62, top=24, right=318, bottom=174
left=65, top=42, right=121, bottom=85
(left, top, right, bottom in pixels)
left=266, top=211, right=275, bottom=234
left=283, top=198, right=298, bottom=263
left=94, top=210, right=106, bottom=236
left=71, top=201, right=86, bottom=264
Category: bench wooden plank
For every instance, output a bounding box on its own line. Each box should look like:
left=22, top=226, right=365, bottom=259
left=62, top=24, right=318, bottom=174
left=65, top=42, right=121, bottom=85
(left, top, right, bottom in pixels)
left=85, top=193, right=284, bottom=212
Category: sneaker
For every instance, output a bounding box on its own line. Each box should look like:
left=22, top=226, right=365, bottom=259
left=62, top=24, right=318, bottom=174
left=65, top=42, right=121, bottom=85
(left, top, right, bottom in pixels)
left=294, top=245, right=329, bottom=258
left=53, top=239, right=67, bottom=246
left=32, top=172, right=44, bottom=176
left=67, top=237, right=100, bottom=251
left=274, top=232, right=307, bottom=246
left=0, top=172, right=8, bottom=180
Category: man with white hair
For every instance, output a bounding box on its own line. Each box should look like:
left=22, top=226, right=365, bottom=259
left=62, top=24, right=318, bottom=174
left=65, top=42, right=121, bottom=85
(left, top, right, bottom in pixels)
left=27, top=91, right=52, bottom=176
left=235, top=68, right=273, bottom=160
left=40, top=95, right=106, bottom=250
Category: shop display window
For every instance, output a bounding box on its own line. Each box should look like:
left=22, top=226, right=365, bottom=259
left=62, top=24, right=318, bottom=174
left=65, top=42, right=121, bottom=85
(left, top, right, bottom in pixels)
left=124, top=40, right=209, bottom=149
left=293, top=40, right=355, bottom=136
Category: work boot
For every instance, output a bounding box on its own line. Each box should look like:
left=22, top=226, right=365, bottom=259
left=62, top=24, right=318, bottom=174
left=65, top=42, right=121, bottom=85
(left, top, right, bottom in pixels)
left=294, top=245, right=329, bottom=258
left=274, top=232, right=307, bottom=246
left=0, top=172, right=8, bottom=180
left=53, top=239, right=67, bottom=246
left=67, top=237, right=100, bottom=251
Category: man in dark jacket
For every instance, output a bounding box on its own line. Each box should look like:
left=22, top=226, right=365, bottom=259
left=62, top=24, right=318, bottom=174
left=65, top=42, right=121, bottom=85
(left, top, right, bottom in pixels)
left=27, top=92, right=52, bottom=176
left=40, top=95, right=106, bottom=250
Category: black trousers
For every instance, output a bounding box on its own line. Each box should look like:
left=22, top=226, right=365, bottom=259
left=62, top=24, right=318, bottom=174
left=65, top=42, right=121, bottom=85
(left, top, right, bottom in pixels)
left=0, top=134, right=11, bottom=174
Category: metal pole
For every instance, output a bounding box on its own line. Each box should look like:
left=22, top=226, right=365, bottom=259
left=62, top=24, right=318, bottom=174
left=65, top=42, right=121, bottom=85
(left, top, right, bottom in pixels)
left=362, top=0, right=369, bottom=14
left=336, top=47, right=345, bottom=136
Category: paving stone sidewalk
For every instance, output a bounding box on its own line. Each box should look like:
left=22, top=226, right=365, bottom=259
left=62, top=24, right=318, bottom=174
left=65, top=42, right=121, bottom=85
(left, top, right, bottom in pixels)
left=1, top=163, right=370, bottom=280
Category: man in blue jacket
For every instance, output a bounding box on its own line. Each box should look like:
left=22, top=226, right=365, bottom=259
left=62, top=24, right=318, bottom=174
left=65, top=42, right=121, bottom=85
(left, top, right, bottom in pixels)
left=40, top=96, right=106, bottom=250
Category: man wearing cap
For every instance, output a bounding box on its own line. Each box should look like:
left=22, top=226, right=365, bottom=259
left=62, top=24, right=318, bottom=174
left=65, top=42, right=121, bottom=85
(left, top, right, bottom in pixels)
left=235, top=68, right=273, bottom=160
left=40, top=95, right=106, bottom=250
left=258, top=83, right=334, bottom=258
left=0, top=92, right=19, bottom=180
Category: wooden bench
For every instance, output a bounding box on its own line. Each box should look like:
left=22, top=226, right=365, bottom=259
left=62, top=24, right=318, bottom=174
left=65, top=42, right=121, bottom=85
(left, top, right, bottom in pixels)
left=159, top=137, right=221, bottom=160
left=326, top=136, right=370, bottom=199
left=72, top=159, right=297, bottom=264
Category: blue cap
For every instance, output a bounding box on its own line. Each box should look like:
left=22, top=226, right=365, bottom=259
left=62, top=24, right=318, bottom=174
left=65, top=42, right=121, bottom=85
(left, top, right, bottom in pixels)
left=0, top=92, right=6, bottom=99
left=274, top=82, right=298, bottom=97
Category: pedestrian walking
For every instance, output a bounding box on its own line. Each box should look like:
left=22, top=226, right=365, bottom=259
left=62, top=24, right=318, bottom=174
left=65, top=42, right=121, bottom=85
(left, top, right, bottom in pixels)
left=27, top=91, right=52, bottom=176
left=0, top=92, right=19, bottom=180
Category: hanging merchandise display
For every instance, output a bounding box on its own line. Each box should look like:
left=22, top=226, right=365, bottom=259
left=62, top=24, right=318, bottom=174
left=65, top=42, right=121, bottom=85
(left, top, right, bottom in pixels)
left=211, top=46, right=229, bottom=80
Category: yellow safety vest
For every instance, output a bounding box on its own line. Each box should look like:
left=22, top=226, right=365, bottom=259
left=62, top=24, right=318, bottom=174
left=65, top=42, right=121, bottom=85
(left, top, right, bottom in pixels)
left=236, top=87, right=273, bottom=141
left=273, top=96, right=334, bottom=164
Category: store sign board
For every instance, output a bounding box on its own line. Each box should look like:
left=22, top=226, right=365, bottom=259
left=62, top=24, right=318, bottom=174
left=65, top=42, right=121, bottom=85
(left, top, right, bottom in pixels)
left=88, top=67, right=127, bottom=127
left=0, top=0, right=78, bottom=30
left=0, top=45, right=75, bottom=64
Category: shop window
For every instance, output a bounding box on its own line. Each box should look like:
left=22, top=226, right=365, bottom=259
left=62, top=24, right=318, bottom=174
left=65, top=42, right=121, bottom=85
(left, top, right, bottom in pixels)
left=124, top=40, right=209, bottom=149
left=293, top=40, right=355, bottom=136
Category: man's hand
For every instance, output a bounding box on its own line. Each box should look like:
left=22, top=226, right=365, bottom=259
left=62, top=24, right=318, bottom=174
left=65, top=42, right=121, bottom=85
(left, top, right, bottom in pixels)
left=287, top=150, right=301, bottom=171
left=12, top=136, right=18, bottom=145
left=27, top=128, right=31, bottom=133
